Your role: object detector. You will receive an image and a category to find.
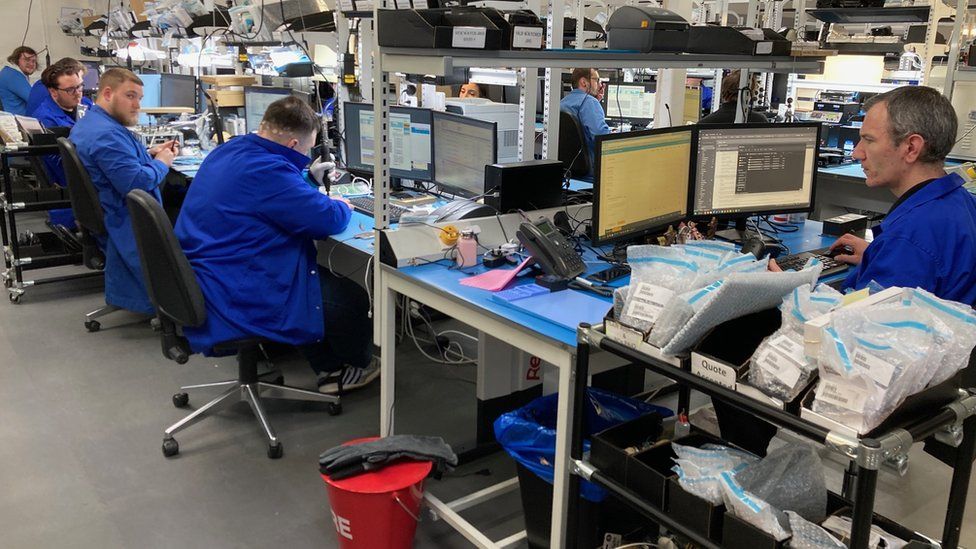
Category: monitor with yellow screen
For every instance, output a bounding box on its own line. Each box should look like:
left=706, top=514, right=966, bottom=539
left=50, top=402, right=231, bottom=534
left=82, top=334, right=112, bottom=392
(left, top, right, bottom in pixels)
left=592, top=126, right=694, bottom=246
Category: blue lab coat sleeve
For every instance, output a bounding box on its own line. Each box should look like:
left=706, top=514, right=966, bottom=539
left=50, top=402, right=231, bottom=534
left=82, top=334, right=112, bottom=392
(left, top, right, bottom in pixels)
left=578, top=95, right=610, bottom=138
left=842, top=235, right=939, bottom=293
left=257, top=172, right=352, bottom=239
left=88, top=129, right=169, bottom=196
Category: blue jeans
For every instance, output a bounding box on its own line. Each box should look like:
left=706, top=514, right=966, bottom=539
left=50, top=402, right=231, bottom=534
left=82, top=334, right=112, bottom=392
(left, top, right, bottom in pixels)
left=298, top=267, right=373, bottom=375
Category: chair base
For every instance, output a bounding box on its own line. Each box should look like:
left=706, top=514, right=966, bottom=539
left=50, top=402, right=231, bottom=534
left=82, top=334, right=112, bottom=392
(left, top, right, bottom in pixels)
left=84, top=305, right=121, bottom=332
left=162, top=380, right=341, bottom=459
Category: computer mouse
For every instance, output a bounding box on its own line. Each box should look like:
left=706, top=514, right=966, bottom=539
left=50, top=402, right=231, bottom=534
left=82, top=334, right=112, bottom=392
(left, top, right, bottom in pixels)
left=827, top=245, right=854, bottom=258
left=740, top=237, right=768, bottom=260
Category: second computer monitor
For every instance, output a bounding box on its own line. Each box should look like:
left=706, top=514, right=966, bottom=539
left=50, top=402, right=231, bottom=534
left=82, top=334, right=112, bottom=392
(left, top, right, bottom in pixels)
left=691, top=123, right=820, bottom=219
left=244, top=87, right=293, bottom=133
left=160, top=74, right=197, bottom=110
left=432, top=111, right=497, bottom=198
left=604, top=83, right=656, bottom=124
left=592, top=126, right=694, bottom=246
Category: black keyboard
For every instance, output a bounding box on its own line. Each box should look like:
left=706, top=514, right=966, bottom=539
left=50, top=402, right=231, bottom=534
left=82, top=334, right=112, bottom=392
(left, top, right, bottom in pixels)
left=348, top=196, right=408, bottom=223
left=777, top=247, right=849, bottom=278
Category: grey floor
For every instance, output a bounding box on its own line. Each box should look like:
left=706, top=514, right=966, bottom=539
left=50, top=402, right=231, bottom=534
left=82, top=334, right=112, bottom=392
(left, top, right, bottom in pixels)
left=3, top=229, right=976, bottom=547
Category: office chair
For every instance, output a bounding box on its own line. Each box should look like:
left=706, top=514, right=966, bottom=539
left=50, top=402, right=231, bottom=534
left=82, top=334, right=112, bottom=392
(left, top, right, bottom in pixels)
left=125, top=189, right=341, bottom=459
left=558, top=110, right=591, bottom=178
left=57, top=137, right=124, bottom=332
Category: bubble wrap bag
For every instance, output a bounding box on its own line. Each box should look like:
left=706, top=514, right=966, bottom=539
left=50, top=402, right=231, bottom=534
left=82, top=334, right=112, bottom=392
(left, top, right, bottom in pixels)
left=813, top=304, right=942, bottom=433
left=786, top=511, right=846, bottom=549
left=613, top=286, right=629, bottom=320
left=734, top=443, right=828, bottom=523
left=622, top=245, right=703, bottom=333
left=719, top=472, right=791, bottom=541
left=748, top=330, right=817, bottom=401
left=648, top=280, right=725, bottom=348
left=781, top=284, right=844, bottom=335
left=660, top=265, right=822, bottom=356
left=671, top=442, right=759, bottom=505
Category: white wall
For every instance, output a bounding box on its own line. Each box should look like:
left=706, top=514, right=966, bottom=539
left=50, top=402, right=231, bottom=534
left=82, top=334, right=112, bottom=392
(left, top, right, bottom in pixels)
left=0, top=0, right=93, bottom=74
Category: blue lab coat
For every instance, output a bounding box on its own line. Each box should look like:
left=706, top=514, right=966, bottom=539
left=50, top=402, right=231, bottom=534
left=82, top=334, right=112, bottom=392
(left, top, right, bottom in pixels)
left=33, top=95, right=93, bottom=186
left=26, top=80, right=49, bottom=115
left=70, top=104, right=168, bottom=314
left=842, top=172, right=976, bottom=304
left=560, top=89, right=610, bottom=174
left=0, top=65, right=31, bottom=115
left=174, top=133, right=352, bottom=354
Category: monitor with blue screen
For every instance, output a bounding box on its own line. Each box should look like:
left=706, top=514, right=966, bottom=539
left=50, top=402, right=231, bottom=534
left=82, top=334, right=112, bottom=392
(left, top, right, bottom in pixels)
left=342, top=102, right=434, bottom=182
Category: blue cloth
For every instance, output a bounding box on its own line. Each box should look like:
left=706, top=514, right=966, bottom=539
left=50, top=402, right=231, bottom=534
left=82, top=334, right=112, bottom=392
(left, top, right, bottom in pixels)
left=560, top=89, right=610, bottom=174
left=26, top=80, right=48, bottom=115
left=0, top=65, right=31, bottom=115
left=842, top=172, right=976, bottom=304
left=70, top=104, right=168, bottom=314
left=33, top=95, right=92, bottom=228
left=174, top=133, right=352, bottom=354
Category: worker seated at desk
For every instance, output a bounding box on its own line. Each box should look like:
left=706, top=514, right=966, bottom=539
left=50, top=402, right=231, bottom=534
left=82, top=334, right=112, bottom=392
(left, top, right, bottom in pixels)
left=773, top=86, right=976, bottom=304
left=71, top=68, right=179, bottom=315
left=560, top=67, right=610, bottom=174
left=27, top=58, right=93, bottom=116
left=459, top=82, right=483, bottom=99
left=698, top=70, right=768, bottom=124
left=175, top=96, right=379, bottom=395
left=0, top=46, right=37, bottom=115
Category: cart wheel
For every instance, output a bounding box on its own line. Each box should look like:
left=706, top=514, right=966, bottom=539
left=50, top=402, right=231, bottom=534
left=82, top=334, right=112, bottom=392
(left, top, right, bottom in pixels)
left=162, top=438, right=179, bottom=457
left=172, top=392, right=189, bottom=408
left=328, top=402, right=343, bottom=416
left=85, top=320, right=101, bottom=332
left=268, top=443, right=283, bottom=459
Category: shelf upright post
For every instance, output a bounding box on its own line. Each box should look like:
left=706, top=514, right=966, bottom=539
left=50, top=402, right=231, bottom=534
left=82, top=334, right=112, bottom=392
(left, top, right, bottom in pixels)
left=943, top=0, right=967, bottom=101
left=655, top=0, right=693, bottom=128
left=518, top=68, right=539, bottom=161
left=540, top=0, right=566, bottom=160
left=849, top=438, right=882, bottom=549
left=373, top=0, right=395, bottom=437
left=712, top=0, right=730, bottom=114
left=565, top=324, right=593, bottom=549
left=922, top=0, right=952, bottom=86
left=942, top=415, right=976, bottom=548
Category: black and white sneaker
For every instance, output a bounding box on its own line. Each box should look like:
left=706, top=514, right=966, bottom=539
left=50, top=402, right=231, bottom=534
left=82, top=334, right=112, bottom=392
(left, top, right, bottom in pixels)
left=317, top=359, right=380, bottom=395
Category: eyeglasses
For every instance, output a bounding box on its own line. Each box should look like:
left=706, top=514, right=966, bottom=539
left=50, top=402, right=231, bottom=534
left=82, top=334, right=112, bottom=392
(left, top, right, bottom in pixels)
left=57, top=84, right=84, bottom=94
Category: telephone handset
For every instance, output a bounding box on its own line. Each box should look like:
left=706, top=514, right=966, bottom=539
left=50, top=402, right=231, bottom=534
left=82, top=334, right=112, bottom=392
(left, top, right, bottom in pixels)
left=516, top=217, right=586, bottom=280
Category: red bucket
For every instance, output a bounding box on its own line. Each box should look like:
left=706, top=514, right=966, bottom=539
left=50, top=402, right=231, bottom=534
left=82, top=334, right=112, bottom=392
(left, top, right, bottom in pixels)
left=322, top=437, right=432, bottom=549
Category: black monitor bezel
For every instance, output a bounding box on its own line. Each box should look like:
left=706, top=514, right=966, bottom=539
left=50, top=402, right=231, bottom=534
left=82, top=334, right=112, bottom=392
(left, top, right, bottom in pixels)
left=80, top=61, right=101, bottom=91
left=431, top=110, right=498, bottom=199
left=601, top=82, right=657, bottom=125
left=591, top=125, right=696, bottom=247
left=244, top=86, right=292, bottom=133
left=687, top=122, right=823, bottom=222
left=160, top=73, right=198, bottom=110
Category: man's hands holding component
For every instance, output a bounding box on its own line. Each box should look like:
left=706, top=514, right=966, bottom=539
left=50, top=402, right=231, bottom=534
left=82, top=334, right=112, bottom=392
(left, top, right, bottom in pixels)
left=150, top=140, right=180, bottom=167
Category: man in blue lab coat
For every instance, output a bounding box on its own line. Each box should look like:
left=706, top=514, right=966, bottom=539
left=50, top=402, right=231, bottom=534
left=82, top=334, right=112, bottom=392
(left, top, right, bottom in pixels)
left=560, top=67, right=609, bottom=175
left=176, top=96, right=377, bottom=394
left=824, top=86, right=976, bottom=305
left=0, top=46, right=37, bottom=115
left=27, top=58, right=93, bottom=116
left=71, top=68, right=179, bottom=314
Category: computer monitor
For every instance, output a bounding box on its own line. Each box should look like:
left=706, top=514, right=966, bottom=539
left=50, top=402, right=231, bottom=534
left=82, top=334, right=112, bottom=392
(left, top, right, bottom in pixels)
left=690, top=123, right=821, bottom=242
left=80, top=61, right=100, bottom=91
left=603, top=83, right=656, bottom=125
left=160, top=74, right=197, bottom=110
left=244, top=86, right=292, bottom=133
left=591, top=126, right=694, bottom=246
left=432, top=111, right=497, bottom=198
left=342, top=102, right=435, bottom=182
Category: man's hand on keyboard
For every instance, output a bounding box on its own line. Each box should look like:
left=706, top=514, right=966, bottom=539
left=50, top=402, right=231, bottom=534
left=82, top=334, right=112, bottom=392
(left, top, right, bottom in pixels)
left=767, top=258, right=783, bottom=272
left=828, top=234, right=868, bottom=265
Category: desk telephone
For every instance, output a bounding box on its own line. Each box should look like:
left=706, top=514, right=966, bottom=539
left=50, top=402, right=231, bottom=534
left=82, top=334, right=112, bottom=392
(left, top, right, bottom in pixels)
left=517, top=217, right=586, bottom=280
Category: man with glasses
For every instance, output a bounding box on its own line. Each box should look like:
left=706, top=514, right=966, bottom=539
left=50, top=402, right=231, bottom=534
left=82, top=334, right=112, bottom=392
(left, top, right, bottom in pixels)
left=0, top=46, right=38, bottom=115
left=27, top=58, right=93, bottom=115
left=560, top=67, right=609, bottom=175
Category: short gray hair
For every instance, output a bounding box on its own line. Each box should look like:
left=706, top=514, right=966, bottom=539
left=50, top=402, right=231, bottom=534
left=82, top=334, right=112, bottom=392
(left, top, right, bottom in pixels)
left=863, top=86, right=957, bottom=163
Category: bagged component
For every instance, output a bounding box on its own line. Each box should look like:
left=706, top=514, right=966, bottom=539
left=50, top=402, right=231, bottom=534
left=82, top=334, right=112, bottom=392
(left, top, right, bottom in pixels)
left=734, top=443, right=828, bottom=523
left=748, top=330, right=815, bottom=401
left=820, top=515, right=909, bottom=549
left=621, top=245, right=702, bottom=333
left=781, top=284, right=844, bottom=334
left=719, top=471, right=790, bottom=541
left=613, top=286, right=629, bottom=320
left=671, top=442, right=758, bottom=505
left=900, top=288, right=976, bottom=386
left=648, top=280, right=725, bottom=348
left=786, top=511, right=846, bottom=549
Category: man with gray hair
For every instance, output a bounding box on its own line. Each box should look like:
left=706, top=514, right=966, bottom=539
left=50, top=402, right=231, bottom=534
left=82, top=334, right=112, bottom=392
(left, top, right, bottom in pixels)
left=824, top=86, right=976, bottom=303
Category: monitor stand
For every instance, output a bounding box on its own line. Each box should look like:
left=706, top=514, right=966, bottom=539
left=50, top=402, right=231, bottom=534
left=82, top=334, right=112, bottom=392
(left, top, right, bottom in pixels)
left=713, top=218, right=766, bottom=244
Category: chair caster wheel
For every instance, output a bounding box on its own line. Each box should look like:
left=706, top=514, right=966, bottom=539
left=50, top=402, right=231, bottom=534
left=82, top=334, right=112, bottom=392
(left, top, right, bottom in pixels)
left=268, top=443, right=283, bottom=459
left=328, top=402, right=342, bottom=416
left=85, top=320, right=100, bottom=332
left=172, top=393, right=189, bottom=408
left=162, top=438, right=179, bottom=457
left=9, top=293, right=20, bottom=304
left=150, top=318, right=161, bottom=332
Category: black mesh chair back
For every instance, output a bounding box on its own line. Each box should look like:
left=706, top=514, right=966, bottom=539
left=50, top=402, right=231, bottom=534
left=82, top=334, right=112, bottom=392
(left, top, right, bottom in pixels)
left=57, top=137, right=106, bottom=236
left=558, top=110, right=591, bottom=178
left=126, top=189, right=206, bottom=330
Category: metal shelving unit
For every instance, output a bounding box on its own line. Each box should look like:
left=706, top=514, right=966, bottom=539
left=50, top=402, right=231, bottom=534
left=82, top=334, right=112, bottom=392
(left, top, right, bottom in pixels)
left=568, top=323, right=976, bottom=549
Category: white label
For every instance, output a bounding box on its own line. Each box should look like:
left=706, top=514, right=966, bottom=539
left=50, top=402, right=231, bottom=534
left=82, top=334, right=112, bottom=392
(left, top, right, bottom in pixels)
left=817, top=379, right=868, bottom=414
left=625, top=283, right=674, bottom=324
left=768, top=334, right=807, bottom=365
left=413, top=0, right=428, bottom=7
left=452, top=26, right=487, bottom=49
left=606, top=320, right=644, bottom=350
left=512, top=26, right=544, bottom=49
left=357, top=0, right=374, bottom=9
left=755, top=41, right=773, bottom=55
left=691, top=353, right=737, bottom=389
left=755, top=348, right=803, bottom=387
left=852, top=348, right=896, bottom=388
left=338, top=0, right=354, bottom=11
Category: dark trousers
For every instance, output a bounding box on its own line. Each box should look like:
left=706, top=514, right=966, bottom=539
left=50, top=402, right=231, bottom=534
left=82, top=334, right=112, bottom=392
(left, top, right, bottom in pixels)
left=298, top=267, right=373, bottom=375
